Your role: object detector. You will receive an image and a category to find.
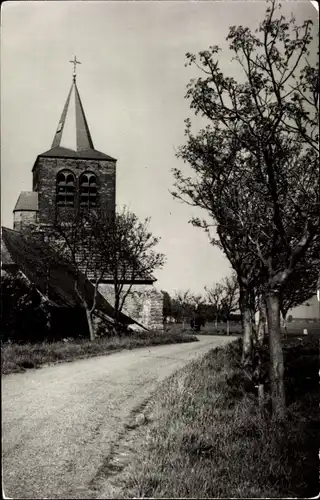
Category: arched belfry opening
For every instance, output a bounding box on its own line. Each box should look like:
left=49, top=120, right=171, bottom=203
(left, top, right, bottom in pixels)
left=79, top=172, right=97, bottom=209
left=56, top=171, right=76, bottom=207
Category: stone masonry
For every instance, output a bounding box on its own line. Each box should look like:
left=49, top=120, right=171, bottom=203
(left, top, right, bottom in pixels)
left=32, top=156, right=116, bottom=224
left=13, top=210, right=38, bottom=232
left=99, top=283, right=164, bottom=330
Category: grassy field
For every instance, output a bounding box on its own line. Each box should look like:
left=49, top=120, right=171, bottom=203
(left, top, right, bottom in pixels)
left=166, top=321, right=242, bottom=335
left=1, top=330, right=198, bottom=375
left=283, top=321, right=320, bottom=335
left=115, top=336, right=318, bottom=498
left=168, top=320, right=320, bottom=336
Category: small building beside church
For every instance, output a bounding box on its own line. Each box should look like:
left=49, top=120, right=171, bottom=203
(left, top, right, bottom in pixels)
left=3, top=61, right=163, bottom=333
left=286, top=293, right=320, bottom=323
left=283, top=271, right=320, bottom=329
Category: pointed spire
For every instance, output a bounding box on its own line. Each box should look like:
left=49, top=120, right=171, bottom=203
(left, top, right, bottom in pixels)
left=51, top=57, right=94, bottom=152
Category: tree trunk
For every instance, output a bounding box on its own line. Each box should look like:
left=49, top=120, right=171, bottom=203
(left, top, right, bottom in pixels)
left=215, top=315, right=218, bottom=331
left=283, top=317, right=287, bottom=337
left=84, top=304, right=95, bottom=341
left=75, top=280, right=95, bottom=341
left=281, top=311, right=288, bottom=339
left=258, top=294, right=267, bottom=346
left=114, top=293, right=121, bottom=334
left=242, top=306, right=253, bottom=365
left=266, top=291, right=286, bottom=419
left=254, top=293, right=268, bottom=408
left=226, top=319, right=230, bottom=336
left=258, top=383, right=265, bottom=409
left=240, top=287, right=253, bottom=365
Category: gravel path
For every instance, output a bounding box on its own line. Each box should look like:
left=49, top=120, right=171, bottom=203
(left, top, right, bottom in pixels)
left=2, top=335, right=236, bottom=499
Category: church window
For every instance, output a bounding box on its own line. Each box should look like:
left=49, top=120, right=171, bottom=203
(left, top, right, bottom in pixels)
left=56, top=171, right=75, bottom=207
left=80, top=172, right=97, bottom=208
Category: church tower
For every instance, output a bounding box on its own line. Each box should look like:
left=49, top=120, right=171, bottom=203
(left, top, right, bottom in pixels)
left=11, top=58, right=164, bottom=331
left=14, top=57, right=116, bottom=231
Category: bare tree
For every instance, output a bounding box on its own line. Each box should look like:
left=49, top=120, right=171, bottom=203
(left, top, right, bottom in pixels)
left=205, top=283, right=223, bottom=330
left=220, top=273, right=239, bottom=335
left=171, top=290, right=195, bottom=325
left=172, top=0, right=319, bottom=417
left=90, top=207, right=165, bottom=329
left=190, top=293, right=205, bottom=309
left=44, top=207, right=165, bottom=337
left=205, top=274, right=239, bottom=334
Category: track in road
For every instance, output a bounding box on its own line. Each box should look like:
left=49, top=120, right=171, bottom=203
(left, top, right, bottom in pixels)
left=2, top=335, right=235, bottom=499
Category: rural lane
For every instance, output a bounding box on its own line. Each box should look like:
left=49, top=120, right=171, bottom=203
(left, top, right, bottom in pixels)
left=2, top=335, right=236, bottom=499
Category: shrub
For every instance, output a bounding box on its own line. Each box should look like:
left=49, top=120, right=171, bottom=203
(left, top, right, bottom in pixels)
left=1, top=272, right=50, bottom=344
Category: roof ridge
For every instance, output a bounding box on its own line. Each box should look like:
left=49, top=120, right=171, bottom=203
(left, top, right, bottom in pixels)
left=37, top=145, right=116, bottom=161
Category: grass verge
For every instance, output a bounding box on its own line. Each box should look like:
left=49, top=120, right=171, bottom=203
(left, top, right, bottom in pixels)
left=166, top=322, right=242, bottom=336
left=116, top=336, right=318, bottom=498
left=1, top=330, right=198, bottom=375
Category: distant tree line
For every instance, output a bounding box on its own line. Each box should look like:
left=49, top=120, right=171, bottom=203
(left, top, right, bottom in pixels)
left=162, top=271, right=242, bottom=333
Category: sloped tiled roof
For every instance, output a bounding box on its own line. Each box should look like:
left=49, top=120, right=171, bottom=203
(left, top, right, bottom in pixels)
left=13, top=192, right=38, bottom=212
left=39, top=146, right=116, bottom=161
left=1, top=230, right=16, bottom=268
left=1, top=227, right=145, bottom=327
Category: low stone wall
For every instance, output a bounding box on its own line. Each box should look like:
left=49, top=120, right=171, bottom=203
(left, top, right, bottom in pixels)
left=98, top=283, right=163, bottom=330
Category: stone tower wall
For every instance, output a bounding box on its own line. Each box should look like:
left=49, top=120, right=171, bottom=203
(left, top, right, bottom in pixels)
left=32, top=156, right=116, bottom=224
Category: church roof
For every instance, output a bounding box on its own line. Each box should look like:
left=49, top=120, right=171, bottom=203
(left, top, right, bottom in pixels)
left=39, top=77, right=116, bottom=161
left=1, top=227, right=145, bottom=327
left=1, top=229, right=16, bottom=268
left=13, top=192, right=38, bottom=212
left=39, top=146, right=115, bottom=161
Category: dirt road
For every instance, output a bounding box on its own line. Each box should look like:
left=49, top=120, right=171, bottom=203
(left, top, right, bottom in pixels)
left=2, top=335, right=235, bottom=499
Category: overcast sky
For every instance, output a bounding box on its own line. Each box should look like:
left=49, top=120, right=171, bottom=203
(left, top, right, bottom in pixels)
left=1, top=1, right=317, bottom=296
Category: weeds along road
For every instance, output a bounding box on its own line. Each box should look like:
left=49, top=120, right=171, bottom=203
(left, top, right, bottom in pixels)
left=2, top=335, right=236, bottom=499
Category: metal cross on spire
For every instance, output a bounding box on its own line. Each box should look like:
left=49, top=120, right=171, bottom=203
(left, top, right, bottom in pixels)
left=69, top=56, right=81, bottom=82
